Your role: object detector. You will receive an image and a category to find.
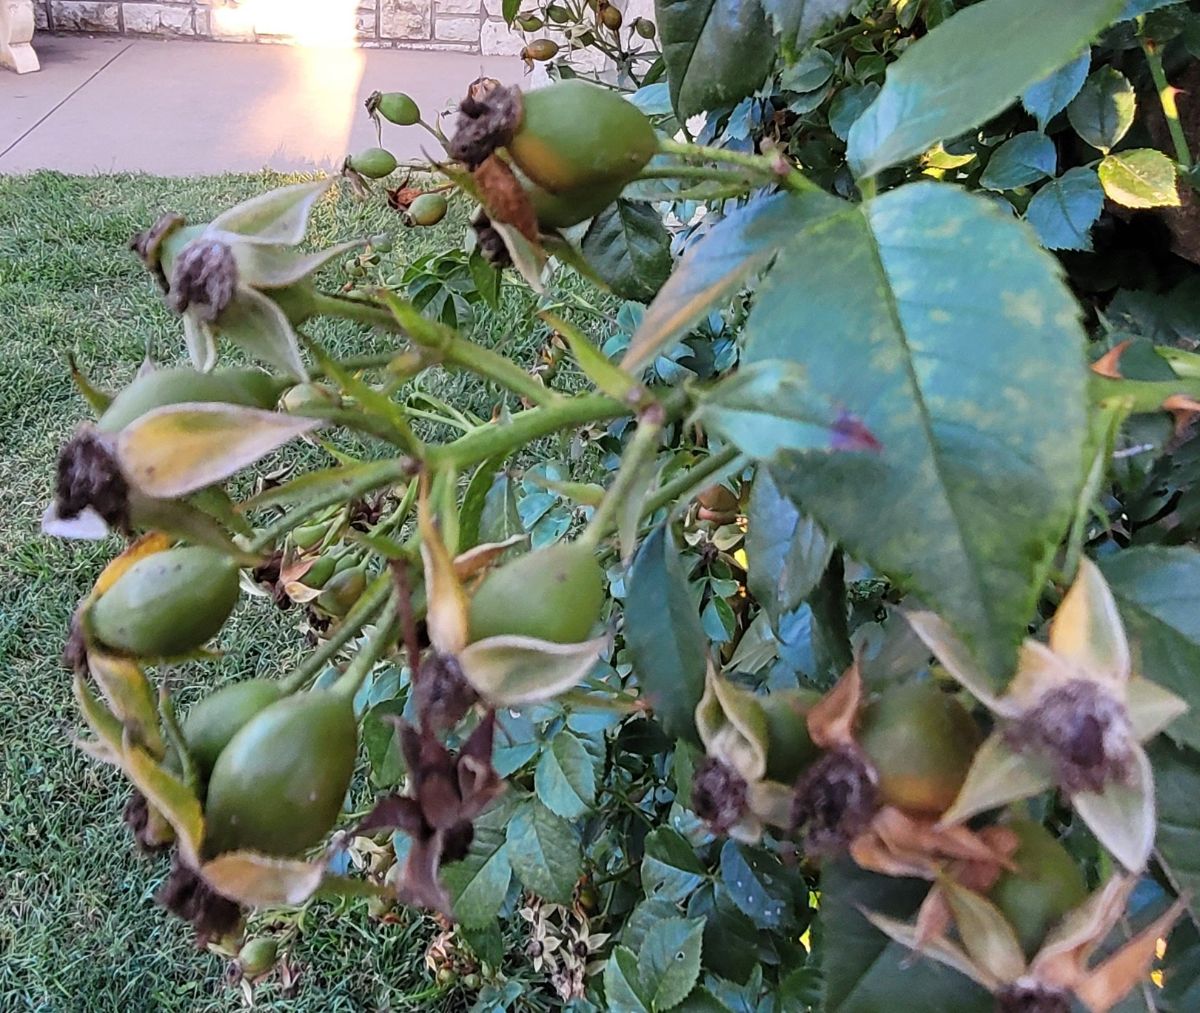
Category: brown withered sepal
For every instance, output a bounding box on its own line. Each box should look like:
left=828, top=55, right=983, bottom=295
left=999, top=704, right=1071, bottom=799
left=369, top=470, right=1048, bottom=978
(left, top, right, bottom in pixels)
left=123, top=790, right=173, bottom=854
left=790, top=747, right=879, bottom=854
left=447, top=80, right=523, bottom=169
left=1007, top=679, right=1135, bottom=794
left=413, top=651, right=479, bottom=733
left=169, top=238, right=239, bottom=321
left=157, top=855, right=242, bottom=945
left=692, top=757, right=749, bottom=836
left=55, top=426, right=129, bottom=531
left=472, top=155, right=539, bottom=244
left=130, top=212, right=186, bottom=292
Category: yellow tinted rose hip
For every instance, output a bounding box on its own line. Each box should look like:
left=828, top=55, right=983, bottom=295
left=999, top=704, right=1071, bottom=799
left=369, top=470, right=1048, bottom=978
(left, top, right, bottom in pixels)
left=203, top=691, right=357, bottom=857
left=90, top=546, right=239, bottom=657
left=508, top=81, right=657, bottom=195
left=468, top=542, right=604, bottom=644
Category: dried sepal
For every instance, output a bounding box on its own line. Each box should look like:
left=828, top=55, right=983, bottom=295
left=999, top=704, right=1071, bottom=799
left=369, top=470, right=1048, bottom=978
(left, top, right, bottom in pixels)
left=939, top=876, right=1028, bottom=984
left=861, top=908, right=1003, bottom=992
left=418, top=482, right=471, bottom=656
left=209, top=178, right=335, bottom=246
left=200, top=851, right=325, bottom=907
left=116, top=403, right=318, bottom=499
left=458, top=634, right=607, bottom=706
left=806, top=660, right=863, bottom=749
left=937, top=732, right=1055, bottom=828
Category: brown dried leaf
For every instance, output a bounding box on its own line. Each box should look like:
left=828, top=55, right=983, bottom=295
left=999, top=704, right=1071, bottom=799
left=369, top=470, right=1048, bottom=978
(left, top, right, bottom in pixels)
left=1090, top=341, right=1132, bottom=379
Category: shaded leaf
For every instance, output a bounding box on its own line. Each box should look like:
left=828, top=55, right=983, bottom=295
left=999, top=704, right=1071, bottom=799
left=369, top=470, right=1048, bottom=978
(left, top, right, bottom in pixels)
left=763, top=0, right=855, bottom=54
left=626, top=526, right=706, bottom=742
left=210, top=178, right=333, bottom=246
left=625, top=191, right=842, bottom=371
left=980, top=132, right=1057, bottom=191
left=1099, top=149, right=1182, bottom=209
left=605, top=946, right=652, bottom=1013
left=1068, top=67, right=1137, bottom=153
left=642, top=826, right=707, bottom=903
left=821, top=860, right=995, bottom=1012
left=656, top=0, right=776, bottom=118
left=506, top=800, right=581, bottom=904
left=535, top=731, right=596, bottom=819
left=847, top=0, right=1122, bottom=177
left=1022, top=50, right=1091, bottom=131
left=443, top=839, right=513, bottom=928
left=1101, top=546, right=1200, bottom=752
left=582, top=201, right=673, bottom=304
left=1147, top=738, right=1200, bottom=922
left=639, top=917, right=704, bottom=1011
left=1026, top=167, right=1105, bottom=251
left=743, top=182, right=1088, bottom=683
left=117, top=403, right=318, bottom=499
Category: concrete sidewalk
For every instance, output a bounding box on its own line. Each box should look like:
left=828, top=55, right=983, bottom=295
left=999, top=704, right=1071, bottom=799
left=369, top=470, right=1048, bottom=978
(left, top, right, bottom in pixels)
left=0, top=34, right=525, bottom=174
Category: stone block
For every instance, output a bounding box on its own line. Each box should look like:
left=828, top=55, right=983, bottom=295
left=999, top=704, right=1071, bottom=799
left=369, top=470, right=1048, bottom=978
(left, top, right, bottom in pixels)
left=123, top=3, right=195, bottom=35
left=482, top=0, right=505, bottom=18
left=34, top=2, right=50, bottom=30
left=49, top=1, right=120, bottom=31
left=437, top=0, right=478, bottom=14
left=433, top=14, right=476, bottom=43
left=379, top=0, right=430, bottom=39
left=480, top=18, right=524, bottom=55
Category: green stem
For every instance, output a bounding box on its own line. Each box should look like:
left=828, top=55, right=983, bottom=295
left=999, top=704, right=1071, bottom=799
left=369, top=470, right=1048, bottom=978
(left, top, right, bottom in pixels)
left=428, top=393, right=629, bottom=471
left=309, top=351, right=398, bottom=376
left=333, top=594, right=401, bottom=701
left=658, top=137, right=821, bottom=195
left=321, top=289, right=559, bottom=408
left=579, top=408, right=664, bottom=551
left=158, top=689, right=199, bottom=797
left=1091, top=374, right=1200, bottom=413
left=278, top=571, right=393, bottom=694
left=1140, top=30, right=1192, bottom=169
left=640, top=445, right=742, bottom=520
left=636, top=165, right=759, bottom=188
left=246, top=458, right=412, bottom=552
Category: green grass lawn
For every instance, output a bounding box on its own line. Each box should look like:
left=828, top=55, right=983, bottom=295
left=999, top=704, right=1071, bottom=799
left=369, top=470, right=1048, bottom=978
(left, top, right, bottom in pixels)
left=0, top=172, right=547, bottom=1011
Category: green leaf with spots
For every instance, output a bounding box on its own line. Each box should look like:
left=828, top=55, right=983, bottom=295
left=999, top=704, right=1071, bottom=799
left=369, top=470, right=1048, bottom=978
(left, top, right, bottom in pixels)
left=1099, top=149, right=1182, bottom=209
left=847, top=0, right=1123, bottom=177
left=656, top=0, right=777, bottom=118
left=534, top=731, right=596, bottom=819
left=1100, top=547, right=1200, bottom=751
left=719, top=840, right=795, bottom=931
left=742, top=182, right=1088, bottom=684
left=639, top=917, right=704, bottom=1010
left=1025, top=167, right=1105, bottom=251
left=506, top=800, right=581, bottom=904
left=1068, top=67, right=1137, bottom=153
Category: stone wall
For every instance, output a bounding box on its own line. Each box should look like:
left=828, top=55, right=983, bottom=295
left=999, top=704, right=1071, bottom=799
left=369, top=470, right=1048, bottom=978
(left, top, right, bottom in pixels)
left=33, top=0, right=525, bottom=53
